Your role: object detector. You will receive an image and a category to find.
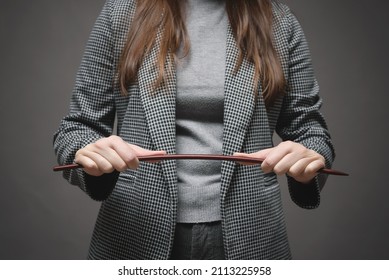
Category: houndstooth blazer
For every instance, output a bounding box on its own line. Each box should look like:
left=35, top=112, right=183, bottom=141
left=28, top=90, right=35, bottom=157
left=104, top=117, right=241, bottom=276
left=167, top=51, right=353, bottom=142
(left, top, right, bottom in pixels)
left=53, top=0, right=335, bottom=259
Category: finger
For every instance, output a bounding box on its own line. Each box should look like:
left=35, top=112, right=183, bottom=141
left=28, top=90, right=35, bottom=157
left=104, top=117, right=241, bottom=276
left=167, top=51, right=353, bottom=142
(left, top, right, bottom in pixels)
left=287, top=157, right=315, bottom=178
left=129, top=144, right=167, bottom=156
left=254, top=147, right=275, bottom=159
left=89, top=139, right=131, bottom=171
left=261, top=145, right=292, bottom=174
left=74, top=154, right=103, bottom=176
left=99, top=147, right=132, bottom=171
left=304, top=159, right=325, bottom=177
left=232, top=152, right=258, bottom=166
left=272, top=152, right=305, bottom=175
left=79, top=150, right=115, bottom=174
left=107, top=139, right=140, bottom=169
left=233, top=150, right=270, bottom=166
left=128, top=144, right=167, bottom=164
left=291, top=159, right=325, bottom=184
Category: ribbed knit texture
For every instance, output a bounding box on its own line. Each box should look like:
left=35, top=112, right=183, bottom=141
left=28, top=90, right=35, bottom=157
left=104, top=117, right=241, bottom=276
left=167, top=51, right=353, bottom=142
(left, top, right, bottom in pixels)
left=175, top=0, right=227, bottom=222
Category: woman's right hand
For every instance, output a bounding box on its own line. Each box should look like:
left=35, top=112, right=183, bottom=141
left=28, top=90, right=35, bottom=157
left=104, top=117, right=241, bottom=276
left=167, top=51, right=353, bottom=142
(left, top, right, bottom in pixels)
left=74, top=135, right=167, bottom=176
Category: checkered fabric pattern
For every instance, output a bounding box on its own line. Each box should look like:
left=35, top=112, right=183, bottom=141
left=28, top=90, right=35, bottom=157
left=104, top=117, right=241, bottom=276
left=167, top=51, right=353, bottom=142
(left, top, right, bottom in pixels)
left=53, top=0, right=335, bottom=259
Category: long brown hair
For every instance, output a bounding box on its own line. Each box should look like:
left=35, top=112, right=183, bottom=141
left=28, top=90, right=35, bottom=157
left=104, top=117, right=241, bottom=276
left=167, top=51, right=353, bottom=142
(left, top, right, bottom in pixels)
left=118, top=0, right=285, bottom=107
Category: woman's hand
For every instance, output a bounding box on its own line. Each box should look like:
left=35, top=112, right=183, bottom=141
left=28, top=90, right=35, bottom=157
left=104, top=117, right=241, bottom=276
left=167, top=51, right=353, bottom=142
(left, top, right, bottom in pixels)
left=75, top=135, right=166, bottom=176
left=234, top=141, right=325, bottom=184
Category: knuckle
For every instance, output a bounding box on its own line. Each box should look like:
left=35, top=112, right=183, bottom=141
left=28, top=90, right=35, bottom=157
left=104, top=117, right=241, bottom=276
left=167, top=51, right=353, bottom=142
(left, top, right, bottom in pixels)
left=296, top=144, right=307, bottom=153
left=273, top=165, right=284, bottom=174
left=123, top=154, right=137, bottom=165
left=81, top=161, right=93, bottom=170
left=272, top=166, right=281, bottom=174
left=84, top=143, right=94, bottom=151
left=97, top=137, right=112, bottom=147
left=281, top=140, right=293, bottom=147
left=95, top=159, right=111, bottom=173
left=100, top=166, right=113, bottom=173
left=109, top=135, right=121, bottom=144
left=307, top=148, right=320, bottom=157
left=75, top=150, right=82, bottom=158
left=261, top=162, right=272, bottom=173
left=93, top=140, right=105, bottom=150
left=289, top=168, right=302, bottom=178
left=263, top=158, right=275, bottom=168
left=128, top=159, right=139, bottom=170
left=84, top=162, right=99, bottom=173
left=109, top=135, right=120, bottom=140
left=288, top=171, right=297, bottom=177
left=116, top=162, right=128, bottom=172
left=305, top=165, right=317, bottom=175
left=113, top=136, right=126, bottom=148
left=288, top=166, right=298, bottom=176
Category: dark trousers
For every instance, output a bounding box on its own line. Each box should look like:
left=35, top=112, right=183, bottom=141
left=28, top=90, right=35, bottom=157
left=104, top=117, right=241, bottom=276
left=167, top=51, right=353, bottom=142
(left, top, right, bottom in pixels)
left=170, top=221, right=226, bottom=260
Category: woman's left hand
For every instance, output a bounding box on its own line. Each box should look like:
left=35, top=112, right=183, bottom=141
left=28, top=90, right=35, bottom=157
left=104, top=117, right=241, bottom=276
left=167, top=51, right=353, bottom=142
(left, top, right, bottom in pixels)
left=234, top=141, right=325, bottom=184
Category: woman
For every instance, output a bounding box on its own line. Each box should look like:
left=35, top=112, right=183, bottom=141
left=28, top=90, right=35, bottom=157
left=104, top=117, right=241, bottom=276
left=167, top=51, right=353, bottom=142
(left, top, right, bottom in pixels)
left=53, top=0, right=335, bottom=259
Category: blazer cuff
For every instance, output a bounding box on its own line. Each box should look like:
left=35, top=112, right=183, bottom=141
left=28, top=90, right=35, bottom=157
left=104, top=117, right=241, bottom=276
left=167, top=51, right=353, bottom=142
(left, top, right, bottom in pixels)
left=76, top=168, right=119, bottom=201
left=287, top=174, right=324, bottom=209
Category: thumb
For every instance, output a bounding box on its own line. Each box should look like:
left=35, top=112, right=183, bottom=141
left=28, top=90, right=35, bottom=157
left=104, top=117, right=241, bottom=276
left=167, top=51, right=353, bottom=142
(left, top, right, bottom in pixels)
left=234, top=147, right=274, bottom=159
left=253, top=147, right=274, bottom=159
left=233, top=148, right=274, bottom=165
left=128, top=144, right=167, bottom=157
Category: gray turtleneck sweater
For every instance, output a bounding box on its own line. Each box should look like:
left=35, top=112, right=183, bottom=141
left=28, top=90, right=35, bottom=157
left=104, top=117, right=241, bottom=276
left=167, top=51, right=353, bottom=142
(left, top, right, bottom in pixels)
left=175, top=0, right=227, bottom=223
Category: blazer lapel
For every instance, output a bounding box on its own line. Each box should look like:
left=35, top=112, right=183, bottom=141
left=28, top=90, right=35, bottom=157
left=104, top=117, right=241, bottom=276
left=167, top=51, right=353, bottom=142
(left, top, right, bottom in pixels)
left=221, top=24, right=258, bottom=199
left=137, top=32, right=177, bottom=200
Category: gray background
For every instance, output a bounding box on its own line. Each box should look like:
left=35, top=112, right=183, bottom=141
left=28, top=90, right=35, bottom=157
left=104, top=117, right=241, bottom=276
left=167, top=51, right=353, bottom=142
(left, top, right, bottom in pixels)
left=0, top=0, right=388, bottom=259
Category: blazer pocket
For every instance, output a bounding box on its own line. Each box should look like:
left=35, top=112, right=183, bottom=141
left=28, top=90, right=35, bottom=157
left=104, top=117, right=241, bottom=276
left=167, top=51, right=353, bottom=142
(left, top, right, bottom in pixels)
left=105, top=171, right=138, bottom=206
left=263, top=173, right=279, bottom=188
left=116, top=171, right=136, bottom=187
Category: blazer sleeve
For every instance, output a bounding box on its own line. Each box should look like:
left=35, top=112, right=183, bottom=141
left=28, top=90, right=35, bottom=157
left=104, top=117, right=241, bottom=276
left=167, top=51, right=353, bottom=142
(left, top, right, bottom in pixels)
left=275, top=7, right=336, bottom=209
left=53, top=0, right=119, bottom=201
